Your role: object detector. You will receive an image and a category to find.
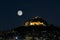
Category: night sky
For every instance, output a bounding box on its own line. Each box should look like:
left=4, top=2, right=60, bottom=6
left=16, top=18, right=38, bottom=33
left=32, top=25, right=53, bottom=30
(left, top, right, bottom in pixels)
left=0, top=0, right=60, bottom=31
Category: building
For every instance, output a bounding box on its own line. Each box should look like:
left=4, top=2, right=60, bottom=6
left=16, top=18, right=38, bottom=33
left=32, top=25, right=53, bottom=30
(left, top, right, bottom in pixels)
left=24, top=16, right=48, bottom=26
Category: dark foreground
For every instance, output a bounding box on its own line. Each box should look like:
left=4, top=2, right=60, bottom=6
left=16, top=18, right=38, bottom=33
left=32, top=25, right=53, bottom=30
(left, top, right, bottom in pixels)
left=0, top=25, right=60, bottom=40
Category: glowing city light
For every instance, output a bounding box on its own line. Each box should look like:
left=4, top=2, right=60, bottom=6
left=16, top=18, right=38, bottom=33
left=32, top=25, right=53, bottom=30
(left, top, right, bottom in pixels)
left=15, top=36, right=18, bottom=39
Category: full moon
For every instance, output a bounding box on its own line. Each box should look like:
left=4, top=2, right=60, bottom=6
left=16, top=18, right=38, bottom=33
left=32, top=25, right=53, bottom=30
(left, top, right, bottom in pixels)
left=17, top=10, right=23, bottom=16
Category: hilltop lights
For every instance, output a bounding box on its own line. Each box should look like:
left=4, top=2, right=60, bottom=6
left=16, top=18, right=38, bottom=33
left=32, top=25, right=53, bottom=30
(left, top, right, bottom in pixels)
left=24, top=16, right=47, bottom=26
left=30, top=22, right=45, bottom=26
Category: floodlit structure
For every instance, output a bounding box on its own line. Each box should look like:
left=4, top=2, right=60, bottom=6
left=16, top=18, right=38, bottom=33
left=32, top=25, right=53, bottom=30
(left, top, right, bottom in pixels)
left=24, top=16, right=48, bottom=26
